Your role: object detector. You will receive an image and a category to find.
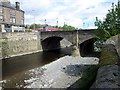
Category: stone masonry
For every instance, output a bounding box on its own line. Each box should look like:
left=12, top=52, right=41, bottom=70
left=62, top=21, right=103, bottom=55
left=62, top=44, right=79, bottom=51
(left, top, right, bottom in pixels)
left=0, top=32, right=42, bottom=58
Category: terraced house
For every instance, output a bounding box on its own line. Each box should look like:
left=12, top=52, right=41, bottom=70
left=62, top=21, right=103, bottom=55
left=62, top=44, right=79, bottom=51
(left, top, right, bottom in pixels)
left=0, top=0, right=24, bottom=32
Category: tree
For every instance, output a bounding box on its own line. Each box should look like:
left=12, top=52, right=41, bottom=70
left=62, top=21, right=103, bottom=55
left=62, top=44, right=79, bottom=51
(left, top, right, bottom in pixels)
left=30, top=24, right=42, bottom=29
left=95, top=0, right=120, bottom=41
left=59, top=24, right=77, bottom=30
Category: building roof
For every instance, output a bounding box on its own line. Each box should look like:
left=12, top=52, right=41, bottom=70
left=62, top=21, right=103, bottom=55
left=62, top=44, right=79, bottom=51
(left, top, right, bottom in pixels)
left=0, top=1, right=11, bottom=7
left=34, top=27, right=62, bottom=31
left=0, top=1, right=24, bottom=12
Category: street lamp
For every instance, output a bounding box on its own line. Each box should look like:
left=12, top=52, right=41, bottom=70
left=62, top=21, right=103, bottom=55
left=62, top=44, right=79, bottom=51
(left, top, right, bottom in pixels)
left=32, top=10, right=35, bottom=30
left=45, top=19, right=46, bottom=25
left=56, top=18, right=58, bottom=28
left=83, top=22, right=85, bottom=29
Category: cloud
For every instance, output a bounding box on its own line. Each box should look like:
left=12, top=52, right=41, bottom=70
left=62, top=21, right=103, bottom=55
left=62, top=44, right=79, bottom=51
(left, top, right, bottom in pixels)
left=10, top=0, right=118, bottom=28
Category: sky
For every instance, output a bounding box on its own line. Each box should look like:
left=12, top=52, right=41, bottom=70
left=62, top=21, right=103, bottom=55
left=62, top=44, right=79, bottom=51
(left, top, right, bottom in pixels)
left=10, top=0, right=118, bottom=29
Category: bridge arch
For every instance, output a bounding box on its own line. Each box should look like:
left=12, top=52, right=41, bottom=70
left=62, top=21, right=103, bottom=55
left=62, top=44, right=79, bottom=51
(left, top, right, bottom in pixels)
left=41, top=36, right=72, bottom=51
left=41, top=36, right=63, bottom=51
left=80, top=38, right=97, bottom=57
left=40, top=30, right=97, bottom=53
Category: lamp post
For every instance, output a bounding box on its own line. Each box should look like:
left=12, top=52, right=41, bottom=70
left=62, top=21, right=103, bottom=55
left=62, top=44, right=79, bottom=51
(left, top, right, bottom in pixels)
left=83, top=22, right=85, bottom=29
left=44, top=19, right=47, bottom=31
left=45, top=19, right=46, bottom=25
left=56, top=18, right=58, bottom=28
left=32, top=10, right=35, bottom=30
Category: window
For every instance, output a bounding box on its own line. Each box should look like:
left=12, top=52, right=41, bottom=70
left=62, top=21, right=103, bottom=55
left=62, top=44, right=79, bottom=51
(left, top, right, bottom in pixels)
left=21, top=19, right=24, bottom=24
left=10, top=10, right=16, bottom=16
left=0, top=7, right=3, bottom=15
left=0, top=15, right=4, bottom=21
left=10, top=17, right=16, bottom=23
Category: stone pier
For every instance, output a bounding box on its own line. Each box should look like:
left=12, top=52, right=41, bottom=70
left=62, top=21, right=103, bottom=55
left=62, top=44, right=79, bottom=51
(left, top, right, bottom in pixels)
left=71, top=45, right=80, bottom=57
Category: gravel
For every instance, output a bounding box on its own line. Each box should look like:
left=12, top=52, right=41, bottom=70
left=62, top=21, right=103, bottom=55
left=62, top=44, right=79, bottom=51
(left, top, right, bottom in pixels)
left=24, top=56, right=99, bottom=88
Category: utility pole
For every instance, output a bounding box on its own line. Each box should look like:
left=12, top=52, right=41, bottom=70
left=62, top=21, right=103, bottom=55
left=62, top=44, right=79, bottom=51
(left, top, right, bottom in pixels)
left=34, top=16, right=35, bottom=30
left=45, top=19, right=46, bottom=25
left=56, top=18, right=58, bottom=28
left=32, top=10, right=35, bottom=30
left=44, top=19, right=47, bottom=31
left=83, top=22, right=85, bottom=29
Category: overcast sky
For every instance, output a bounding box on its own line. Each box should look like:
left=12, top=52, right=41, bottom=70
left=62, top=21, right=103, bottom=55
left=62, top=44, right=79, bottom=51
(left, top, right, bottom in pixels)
left=10, top=0, right=118, bottom=29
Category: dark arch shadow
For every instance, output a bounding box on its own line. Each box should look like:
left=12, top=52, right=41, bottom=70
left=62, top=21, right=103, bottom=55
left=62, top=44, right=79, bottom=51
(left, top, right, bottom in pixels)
left=41, top=36, right=63, bottom=51
left=80, top=38, right=100, bottom=57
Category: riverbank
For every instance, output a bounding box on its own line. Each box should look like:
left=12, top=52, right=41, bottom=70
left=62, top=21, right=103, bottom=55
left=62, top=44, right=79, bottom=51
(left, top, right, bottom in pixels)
left=0, top=50, right=42, bottom=60
left=90, top=34, right=120, bottom=89
left=23, top=56, right=99, bottom=88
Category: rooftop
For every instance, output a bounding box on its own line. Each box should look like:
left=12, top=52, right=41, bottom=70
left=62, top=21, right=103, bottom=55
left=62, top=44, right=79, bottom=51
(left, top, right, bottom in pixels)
left=0, top=0, right=24, bottom=12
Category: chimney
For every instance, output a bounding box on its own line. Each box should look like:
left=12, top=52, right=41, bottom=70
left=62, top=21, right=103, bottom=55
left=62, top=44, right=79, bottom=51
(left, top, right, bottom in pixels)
left=15, top=2, right=20, bottom=9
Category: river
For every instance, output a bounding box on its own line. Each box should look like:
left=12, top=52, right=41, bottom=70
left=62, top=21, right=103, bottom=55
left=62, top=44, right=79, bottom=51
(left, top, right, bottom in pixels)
left=1, top=48, right=72, bottom=88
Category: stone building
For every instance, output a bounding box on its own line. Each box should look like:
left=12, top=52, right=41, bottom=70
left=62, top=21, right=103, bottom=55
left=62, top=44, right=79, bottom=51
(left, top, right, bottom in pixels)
left=0, top=0, right=24, bottom=32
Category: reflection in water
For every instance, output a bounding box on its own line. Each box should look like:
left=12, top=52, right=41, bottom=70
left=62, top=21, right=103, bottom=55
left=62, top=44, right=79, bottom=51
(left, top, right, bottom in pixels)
left=2, top=48, right=72, bottom=88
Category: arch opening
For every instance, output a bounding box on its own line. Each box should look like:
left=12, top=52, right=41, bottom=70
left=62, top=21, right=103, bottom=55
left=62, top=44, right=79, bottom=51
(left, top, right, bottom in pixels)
left=80, top=38, right=100, bottom=57
left=41, top=36, right=63, bottom=51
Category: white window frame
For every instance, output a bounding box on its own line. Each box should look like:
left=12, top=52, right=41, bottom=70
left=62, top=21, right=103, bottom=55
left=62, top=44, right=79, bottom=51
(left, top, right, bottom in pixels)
left=10, top=17, right=16, bottom=23
left=21, top=19, right=24, bottom=24
left=10, top=10, right=16, bottom=16
left=0, top=15, right=4, bottom=21
left=0, top=7, right=3, bottom=15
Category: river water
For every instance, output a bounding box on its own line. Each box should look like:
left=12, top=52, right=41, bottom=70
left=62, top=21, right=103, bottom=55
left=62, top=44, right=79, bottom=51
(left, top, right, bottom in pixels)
left=1, top=48, right=72, bottom=88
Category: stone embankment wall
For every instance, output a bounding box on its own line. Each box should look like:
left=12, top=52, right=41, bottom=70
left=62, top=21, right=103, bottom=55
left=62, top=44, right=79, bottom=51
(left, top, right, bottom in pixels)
left=91, top=34, right=120, bottom=89
left=0, top=32, right=42, bottom=58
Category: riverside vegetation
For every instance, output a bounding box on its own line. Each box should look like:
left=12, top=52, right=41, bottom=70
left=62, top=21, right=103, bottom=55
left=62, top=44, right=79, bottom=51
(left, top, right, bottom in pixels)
left=76, top=1, right=120, bottom=89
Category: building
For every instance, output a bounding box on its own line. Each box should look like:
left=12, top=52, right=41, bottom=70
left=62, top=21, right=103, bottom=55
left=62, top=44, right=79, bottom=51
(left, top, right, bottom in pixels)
left=0, top=0, right=24, bottom=32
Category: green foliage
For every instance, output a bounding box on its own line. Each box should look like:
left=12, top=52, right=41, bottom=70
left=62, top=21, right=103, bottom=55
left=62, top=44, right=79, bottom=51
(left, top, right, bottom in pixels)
left=25, top=29, right=32, bottom=32
left=59, top=24, right=77, bottom=30
left=95, top=0, right=120, bottom=41
left=29, top=23, right=80, bottom=30
left=30, top=24, right=42, bottom=29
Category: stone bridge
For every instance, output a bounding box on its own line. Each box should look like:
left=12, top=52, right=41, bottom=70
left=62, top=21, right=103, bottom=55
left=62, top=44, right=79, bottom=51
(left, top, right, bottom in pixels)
left=41, top=29, right=96, bottom=44
left=40, top=29, right=97, bottom=54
